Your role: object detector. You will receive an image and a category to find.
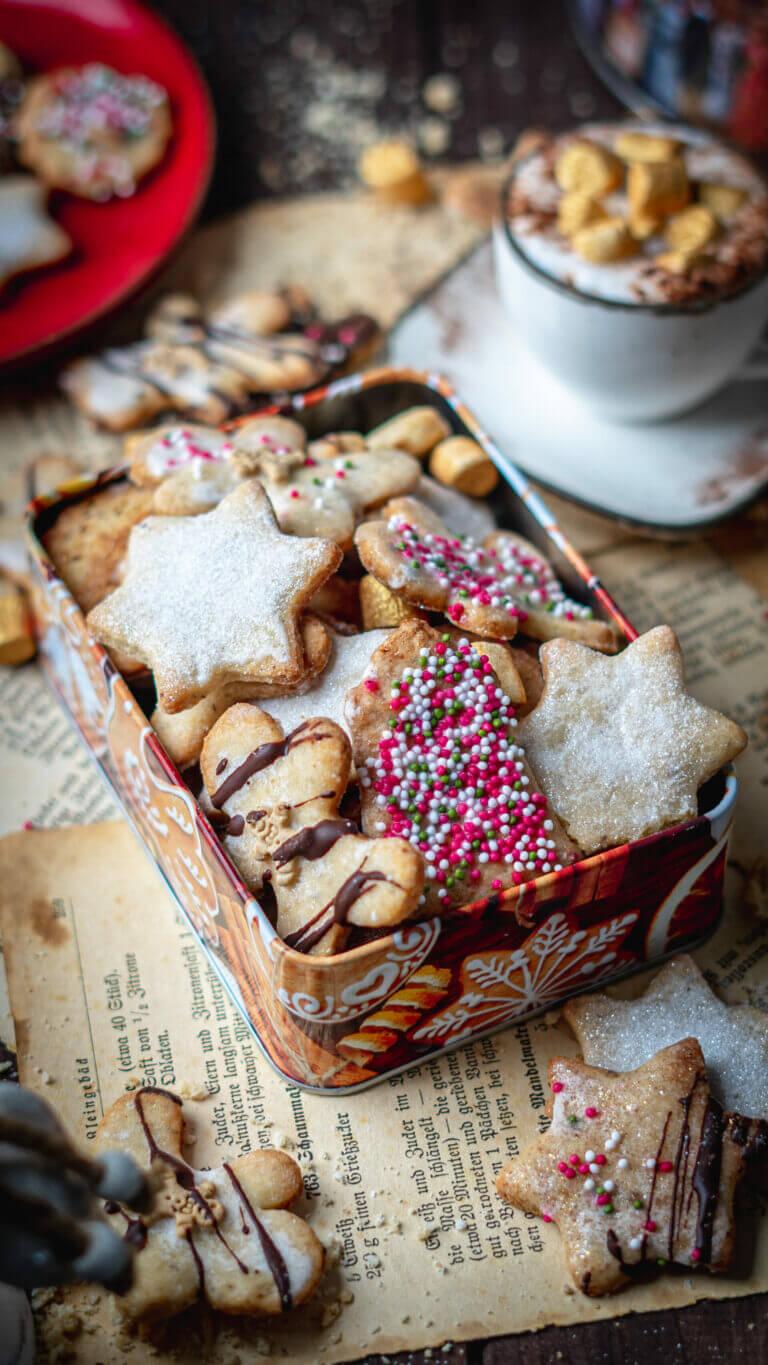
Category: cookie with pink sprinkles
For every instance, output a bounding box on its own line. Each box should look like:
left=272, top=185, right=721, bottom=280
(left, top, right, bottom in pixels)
left=354, top=497, right=620, bottom=651
left=346, top=621, right=578, bottom=914
left=496, top=1038, right=764, bottom=1296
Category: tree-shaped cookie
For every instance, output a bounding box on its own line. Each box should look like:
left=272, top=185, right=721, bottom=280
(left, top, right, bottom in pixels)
left=354, top=496, right=619, bottom=650
left=96, top=1087, right=324, bottom=1321
left=496, top=1039, right=763, bottom=1296
left=128, top=415, right=421, bottom=549
left=563, top=954, right=768, bottom=1121
left=346, top=621, right=577, bottom=914
left=87, top=482, right=342, bottom=712
left=200, top=704, right=425, bottom=954
left=518, top=626, right=747, bottom=853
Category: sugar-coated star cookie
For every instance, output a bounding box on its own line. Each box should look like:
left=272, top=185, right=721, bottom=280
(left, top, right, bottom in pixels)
left=128, top=415, right=421, bottom=548
left=87, top=482, right=342, bottom=712
left=16, top=64, right=171, bottom=200
left=346, top=621, right=577, bottom=913
left=496, top=1039, right=764, bottom=1296
left=150, top=614, right=333, bottom=768
left=260, top=628, right=392, bottom=741
left=200, top=704, right=425, bottom=954
left=564, top=954, right=768, bottom=1121
left=354, top=497, right=619, bottom=651
left=518, top=626, right=747, bottom=854
left=0, top=176, right=72, bottom=293
left=96, top=1087, right=324, bottom=1320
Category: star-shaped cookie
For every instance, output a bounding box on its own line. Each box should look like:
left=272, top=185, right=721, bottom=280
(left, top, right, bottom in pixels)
left=96, top=1087, right=324, bottom=1320
left=518, top=625, right=747, bottom=854
left=496, top=1039, right=763, bottom=1296
left=87, top=482, right=342, bottom=712
left=564, top=954, right=768, bottom=1120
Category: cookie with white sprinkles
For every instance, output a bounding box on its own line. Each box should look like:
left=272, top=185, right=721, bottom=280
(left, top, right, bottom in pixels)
left=496, top=1038, right=765, bottom=1296
left=346, top=620, right=578, bottom=913
left=354, top=497, right=620, bottom=650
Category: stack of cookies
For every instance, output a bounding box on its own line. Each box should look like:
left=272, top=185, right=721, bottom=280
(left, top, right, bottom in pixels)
left=44, top=399, right=747, bottom=957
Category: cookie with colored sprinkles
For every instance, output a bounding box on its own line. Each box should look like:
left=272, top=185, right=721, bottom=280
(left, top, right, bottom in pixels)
left=346, top=620, right=578, bottom=913
left=87, top=481, right=342, bottom=712
left=16, top=63, right=172, bottom=201
left=564, top=954, right=768, bottom=1122
left=200, top=704, right=424, bottom=954
left=518, top=625, right=747, bottom=854
left=354, top=497, right=619, bottom=650
left=495, top=1038, right=765, bottom=1296
left=96, top=1086, right=324, bottom=1320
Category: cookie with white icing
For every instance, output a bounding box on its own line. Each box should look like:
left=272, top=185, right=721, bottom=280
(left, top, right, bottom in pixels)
left=0, top=176, right=71, bottom=293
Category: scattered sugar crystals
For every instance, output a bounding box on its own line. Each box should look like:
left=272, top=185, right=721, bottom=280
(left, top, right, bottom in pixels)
left=363, top=636, right=562, bottom=906
left=386, top=517, right=594, bottom=625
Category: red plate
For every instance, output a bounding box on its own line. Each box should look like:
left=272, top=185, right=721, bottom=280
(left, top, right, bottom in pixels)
left=0, top=0, right=215, bottom=371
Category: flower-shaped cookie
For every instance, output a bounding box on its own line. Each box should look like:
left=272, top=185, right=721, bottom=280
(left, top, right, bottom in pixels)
left=346, top=621, right=577, bottom=913
left=518, top=625, right=747, bottom=853
left=496, top=1039, right=763, bottom=1296
left=200, top=703, right=425, bottom=954
left=87, top=482, right=342, bottom=712
left=128, top=415, right=421, bottom=549
left=96, top=1087, right=324, bottom=1321
left=354, top=497, right=619, bottom=650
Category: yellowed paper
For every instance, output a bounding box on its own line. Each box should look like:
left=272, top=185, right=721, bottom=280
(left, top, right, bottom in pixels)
left=0, top=814, right=766, bottom=1365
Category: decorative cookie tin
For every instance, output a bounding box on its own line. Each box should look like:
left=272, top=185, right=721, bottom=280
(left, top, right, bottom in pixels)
left=27, top=368, right=736, bottom=1091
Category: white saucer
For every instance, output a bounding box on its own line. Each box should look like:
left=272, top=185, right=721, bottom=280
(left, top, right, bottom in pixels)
left=388, top=242, right=768, bottom=534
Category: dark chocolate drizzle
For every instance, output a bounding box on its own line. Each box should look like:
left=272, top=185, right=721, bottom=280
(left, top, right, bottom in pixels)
left=227, top=814, right=245, bottom=837
left=211, top=723, right=318, bottom=807
left=728, top=1114, right=768, bottom=1168
left=691, top=1096, right=725, bottom=1265
left=606, top=1228, right=623, bottom=1264
left=642, top=1110, right=671, bottom=1261
left=284, top=866, right=394, bottom=952
left=273, top=818, right=356, bottom=867
left=222, top=1162, right=293, bottom=1312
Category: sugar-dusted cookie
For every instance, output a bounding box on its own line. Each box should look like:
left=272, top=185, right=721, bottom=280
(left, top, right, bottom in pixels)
left=16, top=64, right=171, bottom=200
left=0, top=176, right=72, bottom=294
left=151, top=615, right=332, bottom=768
left=355, top=498, right=619, bottom=650
left=95, top=1087, right=324, bottom=1320
left=564, top=955, right=768, bottom=1121
left=496, top=1039, right=763, bottom=1295
left=87, top=482, right=342, bottom=712
left=200, top=705, right=425, bottom=954
left=261, top=628, right=392, bottom=740
left=346, top=621, right=577, bottom=913
left=128, top=416, right=421, bottom=548
left=518, top=626, right=747, bottom=854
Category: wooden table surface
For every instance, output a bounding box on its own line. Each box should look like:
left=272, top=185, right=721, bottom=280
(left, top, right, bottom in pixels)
left=25, top=1, right=768, bottom=1360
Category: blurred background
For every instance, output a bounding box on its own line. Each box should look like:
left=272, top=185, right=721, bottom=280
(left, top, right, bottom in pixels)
left=151, top=0, right=768, bottom=217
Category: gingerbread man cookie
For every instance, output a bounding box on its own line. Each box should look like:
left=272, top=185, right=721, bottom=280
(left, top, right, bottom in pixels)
left=346, top=621, right=577, bottom=913
left=518, top=626, right=747, bottom=854
left=16, top=64, right=172, bottom=200
left=354, top=497, right=619, bottom=650
left=87, top=481, right=342, bottom=712
left=496, top=1039, right=764, bottom=1295
left=200, top=704, right=425, bottom=954
left=96, top=1087, right=324, bottom=1321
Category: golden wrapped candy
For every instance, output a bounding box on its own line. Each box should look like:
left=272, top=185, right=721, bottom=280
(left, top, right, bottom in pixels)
left=614, top=131, right=680, bottom=163
left=554, top=139, right=623, bottom=197
left=628, top=160, right=690, bottom=219
left=654, top=249, right=706, bottom=275
left=557, top=191, right=606, bottom=237
left=665, top=205, right=719, bottom=253
left=572, top=217, right=637, bottom=264
left=0, top=582, right=36, bottom=666
left=367, top=406, right=450, bottom=458
left=360, top=575, right=422, bottom=630
left=428, top=436, right=498, bottom=497
left=358, top=140, right=432, bottom=206
left=698, top=182, right=746, bottom=219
